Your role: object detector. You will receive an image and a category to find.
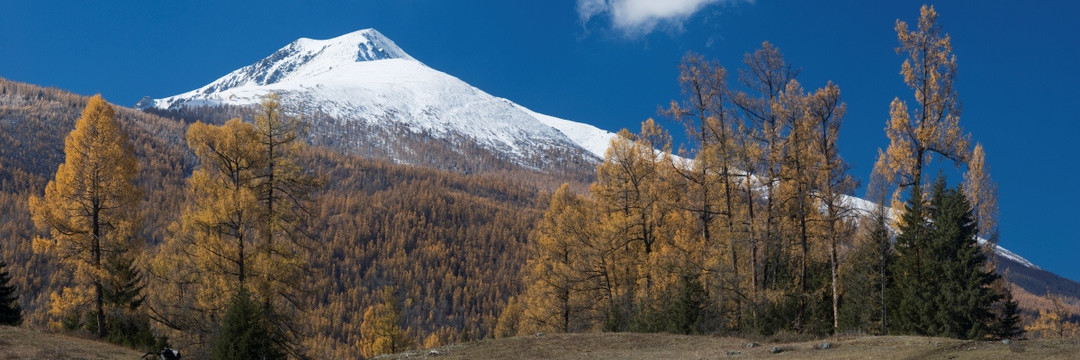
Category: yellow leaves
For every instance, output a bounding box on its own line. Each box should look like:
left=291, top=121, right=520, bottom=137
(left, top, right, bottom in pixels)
left=46, top=286, right=92, bottom=329
left=883, top=98, right=913, bottom=173
left=27, top=94, right=141, bottom=330
left=1025, top=296, right=1080, bottom=339
left=421, top=333, right=442, bottom=349
left=963, top=143, right=998, bottom=238
left=876, top=6, right=971, bottom=221
left=146, top=94, right=314, bottom=350
left=30, top=235, right=55, bottom=254
left=187, top=119, right=263, bottom=174
left=359, top=287, right=412, bottom=358
left=493, top=296, right=524, bottom=338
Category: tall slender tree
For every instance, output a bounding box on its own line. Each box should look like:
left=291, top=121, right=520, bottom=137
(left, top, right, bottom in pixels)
left=253, top=93, right=312, bottom=254
left=774, top=79, right=816, bottom=330
left=806, top=82, right=857, bottom=333
left=144, top=118, right=264, bottom=347
left=874, top=5, right=970, bottom=211
left=30, top=94, right=141, bottom=338
left=963, top=143, right=998, bottom=243
left=732, top=42, right=798, bottom=327
left=665, top=53, right=745, bottom=323
left=150, top=95, right=315, bottom=352
left=592, top=121, right=671, bottom=299
left=251, top=93, right=316, bottom=354
left=184, top=118, right=263, bottom=287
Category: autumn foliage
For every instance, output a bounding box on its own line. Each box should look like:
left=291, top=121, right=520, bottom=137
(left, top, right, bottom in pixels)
left=1, top=4, right=1077, bottom=359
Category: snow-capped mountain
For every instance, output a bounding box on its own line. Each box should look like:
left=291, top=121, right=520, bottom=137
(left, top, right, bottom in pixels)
left=140, top=29, right=616, bottom=168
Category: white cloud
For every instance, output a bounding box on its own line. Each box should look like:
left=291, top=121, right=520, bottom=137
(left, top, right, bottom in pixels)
left=577, top=0, right=750, bottom=37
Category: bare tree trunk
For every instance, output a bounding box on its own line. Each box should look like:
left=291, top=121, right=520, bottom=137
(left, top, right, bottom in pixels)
left=93, top=206, right=105, bottom=338
left=830, top=234, right=839, bottom=333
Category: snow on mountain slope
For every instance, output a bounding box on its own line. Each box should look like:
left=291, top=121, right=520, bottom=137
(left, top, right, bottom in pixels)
left=514, top=104, right=616, bottom=159
left=841, top=194, right=1037, bottom=269
left=142, top=29, right=606, bottom=164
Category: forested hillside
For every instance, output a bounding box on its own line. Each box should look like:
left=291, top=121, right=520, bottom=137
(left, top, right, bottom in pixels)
left=0, top=78, right=191, bottom=329
left=292, top=150, right=543, bottom=357
left=0, top=77, right=547, bottom=357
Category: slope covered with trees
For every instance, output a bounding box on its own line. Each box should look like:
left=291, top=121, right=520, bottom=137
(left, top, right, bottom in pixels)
left=0, top=78, right=545, bottom=357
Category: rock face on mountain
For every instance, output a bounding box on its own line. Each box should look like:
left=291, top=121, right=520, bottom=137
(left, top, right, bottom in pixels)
left=141, top=29, right=616, bottom=173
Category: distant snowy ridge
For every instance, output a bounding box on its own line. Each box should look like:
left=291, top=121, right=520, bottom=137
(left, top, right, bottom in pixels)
left=513, top=104, right=616, bottom=159
left=841, top=194, right=1037, bottom=269
left=142, top=28, right=613, bottom=164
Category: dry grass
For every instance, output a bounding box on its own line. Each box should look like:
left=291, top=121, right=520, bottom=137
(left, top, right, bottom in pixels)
left=382, top=332, right=1080, bottom=360
left=4, top=324, right=1076, bottom=360
left=0, top=326, right=144, bottom=360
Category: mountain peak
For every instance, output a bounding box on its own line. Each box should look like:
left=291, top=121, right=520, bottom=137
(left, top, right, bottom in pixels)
left=154, top=29, right=415, bottom=100
left=292, top=28, right=414, bottom=63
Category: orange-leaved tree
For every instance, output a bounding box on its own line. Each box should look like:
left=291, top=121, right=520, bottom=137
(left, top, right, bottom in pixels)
left=874, top=5, right=970, bottom=211
left=30, top=94, right=141, bottom=338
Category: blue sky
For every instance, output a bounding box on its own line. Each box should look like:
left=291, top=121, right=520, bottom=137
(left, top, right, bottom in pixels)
left=2, top=1, right=1078, bottom=281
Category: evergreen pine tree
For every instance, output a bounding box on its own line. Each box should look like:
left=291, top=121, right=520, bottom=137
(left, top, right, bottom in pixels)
left=103, top=254, right=145, bottom=313
left=102, top=254, right=163, bottom=351
left=990, top=282, right=1023, bottom=340
left=926, top=178, right=1000, bottom=339
left=211, top=287, right=284, bottom=360
left=889, top=184, right=933, bottom=335
left=0, top=260, right=22, bottom=326
left=891, top=176, right=1003, bottom=339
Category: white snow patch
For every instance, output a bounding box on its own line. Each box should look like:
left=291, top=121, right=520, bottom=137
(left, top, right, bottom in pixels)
left=841, top=194, right=1037, bottom=269
left=513, top=104, right=616, bottom=160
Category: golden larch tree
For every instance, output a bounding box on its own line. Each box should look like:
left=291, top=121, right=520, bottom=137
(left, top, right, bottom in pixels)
left=251, top=93, right=315, bottom=318
left=359, top=287, right=413, bottom=358
left=592, top=120, right=672, bottom=301
left=774, top=79, right=817, bottom=329
left=145, top=118, right=263, bottom=348
left=186, top=119, right=263, bottom=286
left=666, top=53, right=746, bottom=316
left=520, top=184, right=594, bottom=333
left=806, top=82, right=857, bottom=333
left=732, top=42, right=797, bottom=306
left=963, top=143, right=998, bottom=242
left=875, top=5, right=970, bottom=210
left=30, top=94, right=141, bottom=338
